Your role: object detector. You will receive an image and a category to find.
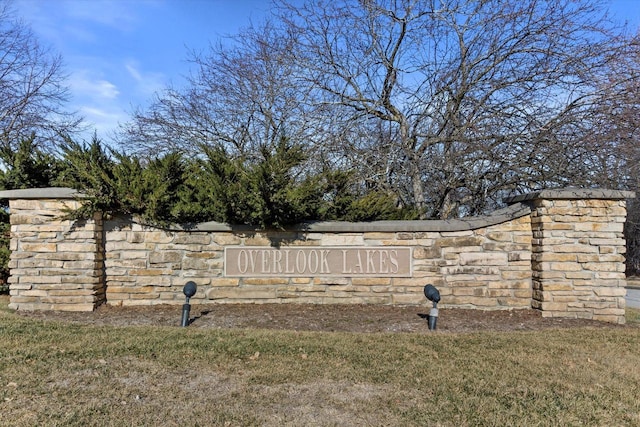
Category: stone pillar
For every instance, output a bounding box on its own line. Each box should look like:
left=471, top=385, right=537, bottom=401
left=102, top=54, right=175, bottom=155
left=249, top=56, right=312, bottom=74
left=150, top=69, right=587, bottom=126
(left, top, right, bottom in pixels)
left=2, top=188, right=105, bottom=311
left=507, top=189, right=635, bottom=324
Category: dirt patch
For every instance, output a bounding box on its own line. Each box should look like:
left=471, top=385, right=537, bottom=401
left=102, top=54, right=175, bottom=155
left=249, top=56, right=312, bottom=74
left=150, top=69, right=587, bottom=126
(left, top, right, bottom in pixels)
left=15, top=302, right=635, bottom=333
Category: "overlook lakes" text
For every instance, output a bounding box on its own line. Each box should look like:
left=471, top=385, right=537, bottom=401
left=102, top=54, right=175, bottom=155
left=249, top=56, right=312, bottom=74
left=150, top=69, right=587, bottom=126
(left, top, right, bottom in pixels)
left=224, top=246, right=412, bottom=277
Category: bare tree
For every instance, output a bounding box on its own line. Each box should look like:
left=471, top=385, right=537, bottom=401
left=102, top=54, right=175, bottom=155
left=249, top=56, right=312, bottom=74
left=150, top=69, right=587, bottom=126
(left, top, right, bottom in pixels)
left=119, top=0, right=635, bottom=220
left=583, top=31, right=640, bottom=274
left=120, top=21, right=318, bottom=160
left=276, top=0, right=632, bottom=218
left=0, top=0, right=80, bottom=153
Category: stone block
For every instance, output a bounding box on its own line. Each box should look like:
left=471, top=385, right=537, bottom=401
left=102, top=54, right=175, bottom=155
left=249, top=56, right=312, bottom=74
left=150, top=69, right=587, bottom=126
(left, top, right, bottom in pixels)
left=320, top=234, right=365, bottom=245
left=497, top=297, right=530, bottom=307
left=244, top=235, right=271, bottom=246
left=413, top=246, right=442, bottom=260
left=20, top=289, right=50, bottom=297
left=593, top=287, right=626, bottom=297
left=592, top=314, right=625, bottom=324
left=36, top=283, right=82, bottom=290
left=42, top=295, right=94, bottom=304
left=21, top=243, right=58, bottom=252
left=209, top=278, right=240, bottom=287
left=16, top=275, right=62, bottom=284
left=48, top=289, right=97, bottom=296
left=595, top=272, right=625, bottom=280
left=540, top=302, right=568, bottom=311
left=538, top=222, right=574, bottom=231
left=444, top=266, right=499, bottom=275
left=546, top=262, right=583, bottom=272
left=172, top=234, right=211, bottom=245
left=49, top=303, right=96, bottom=312
left=119, top=300, right=157, bottom=306
left=541, top=282, right=573, bottom=291
left=513, top=289, right=532, bottom=298
left=314, top=277, right=350, bottom=286
left=533, top=253, right=577, bottom=262
left=130, top=293, right=160, bottom=300
left=18, top=259, right=65, bottom=268
left=9, top=283, right=32, bottom=290
left=452, top=287, right=476, bottom=296
left=150, top=251, right=181, bottom=264
left=565, top=271, right=594, bottom=280
left=278, top=285, right=324, bottom=294
left=459, top=252, right=508, bottom=266
left=445, top=296, right=497, bottom=307
left=243, top=277, right=289, bottom=285
left=206, top=287, right=276, bottom=300
left=110, top=259, right=147, bottom=269
left=120, top=251, right=148, bottom=260
left=583, top=263, right=625, bottom=272
left=62, top=260, right=100, bottom=270
left=437, top=236, right=484, bottom=248
left=364, top=232, right=397, bottom=240
left=128, top=268, right=172, bottom=276
left=392, top=278, right=426, bottom=287
left=589, top=306, right=625, bottom=316
left=105, top=291, right=130, bottom=301
left=500, top=270, right=531, bottom=280
left=508, top=252, right=531, bottom=262
left=144, top=232, right=174, bottom=244
left=182, top=258, right=210, bottom=270
left=598, top=246, right=621, bottom=254
left=351, top=277, right=392, bottom=286
left=186, top=251, right=222, bottom=259
left=213, top=234, right=241, bottom=245
left=550, top=295, right=579, bottom=303
left=574, top=222, right=624, bottom=233
left=134, top=276, right=172, bottom=286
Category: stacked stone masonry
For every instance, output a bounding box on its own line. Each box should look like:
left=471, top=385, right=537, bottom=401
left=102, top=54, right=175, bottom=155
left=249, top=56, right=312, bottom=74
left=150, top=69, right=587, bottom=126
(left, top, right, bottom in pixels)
left=6, top=197, right=105, bottom=312
left=0, top=187, right=634, bottom=324
left=103, top=215, right=532, bottom=308
left=529, top=198, right=628, bottom=323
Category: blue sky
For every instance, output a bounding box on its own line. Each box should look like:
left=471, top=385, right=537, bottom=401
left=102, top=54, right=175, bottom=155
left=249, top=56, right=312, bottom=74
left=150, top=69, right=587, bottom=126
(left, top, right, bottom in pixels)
left=12, top=0, right=640, bottom=142
left=14, top=0, right=273, bottom=140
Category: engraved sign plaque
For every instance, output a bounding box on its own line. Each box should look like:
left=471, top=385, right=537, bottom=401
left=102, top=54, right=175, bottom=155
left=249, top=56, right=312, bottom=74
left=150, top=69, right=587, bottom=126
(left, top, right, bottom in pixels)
left=224, top=246, right=412, bottom=277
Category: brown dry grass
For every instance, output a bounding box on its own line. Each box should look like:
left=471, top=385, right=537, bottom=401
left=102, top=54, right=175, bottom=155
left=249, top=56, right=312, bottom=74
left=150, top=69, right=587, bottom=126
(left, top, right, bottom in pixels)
left=1, top=295, right=639, bottom=426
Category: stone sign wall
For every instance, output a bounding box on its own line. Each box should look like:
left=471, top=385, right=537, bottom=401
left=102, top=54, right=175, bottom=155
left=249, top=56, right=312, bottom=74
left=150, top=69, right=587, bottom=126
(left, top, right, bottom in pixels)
left=0, top=187, right=634, bottom=323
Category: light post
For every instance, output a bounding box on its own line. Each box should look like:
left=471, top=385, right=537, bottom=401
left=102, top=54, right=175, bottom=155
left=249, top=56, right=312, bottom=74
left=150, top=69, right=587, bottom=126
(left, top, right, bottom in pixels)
left=181, top=281, right=197, bottom=327
left=423, top=284, right=440, bottom=330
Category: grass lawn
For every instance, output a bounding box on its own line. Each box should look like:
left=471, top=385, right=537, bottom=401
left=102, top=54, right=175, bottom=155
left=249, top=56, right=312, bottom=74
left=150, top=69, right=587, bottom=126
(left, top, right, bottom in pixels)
left=1, top=295, right=639, bottom=426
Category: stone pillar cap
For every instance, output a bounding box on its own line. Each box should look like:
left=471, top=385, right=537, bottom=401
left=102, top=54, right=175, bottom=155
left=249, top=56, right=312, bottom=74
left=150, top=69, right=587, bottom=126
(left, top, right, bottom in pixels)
left=0, top=187, right=84, bottom=199
left=504, top=188, right=635, bottom=204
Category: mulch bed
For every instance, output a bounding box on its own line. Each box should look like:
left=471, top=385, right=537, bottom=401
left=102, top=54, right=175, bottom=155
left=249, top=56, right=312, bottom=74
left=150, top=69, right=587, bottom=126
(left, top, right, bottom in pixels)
left=16, top=303, right=635, bottom=333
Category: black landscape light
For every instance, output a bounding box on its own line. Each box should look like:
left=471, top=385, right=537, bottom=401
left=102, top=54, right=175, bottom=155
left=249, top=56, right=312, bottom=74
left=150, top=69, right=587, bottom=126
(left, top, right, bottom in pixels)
left=181, top=281, right=197, bottom=327
left=423, top=284, right=441, bottom=330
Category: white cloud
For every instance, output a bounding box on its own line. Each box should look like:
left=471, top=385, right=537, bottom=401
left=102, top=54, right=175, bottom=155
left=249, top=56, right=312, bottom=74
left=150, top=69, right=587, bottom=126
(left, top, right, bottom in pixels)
left=69, top=71, right=120, bottom=101
left=79, top=106, right=127, bottom=139
left=64, top=68, right=127, bottom=139
left=61, top=0, right=139, bottom=32
left=124, top=60, right=167, bottom=99
left=125, top=63, right=143, bottom=82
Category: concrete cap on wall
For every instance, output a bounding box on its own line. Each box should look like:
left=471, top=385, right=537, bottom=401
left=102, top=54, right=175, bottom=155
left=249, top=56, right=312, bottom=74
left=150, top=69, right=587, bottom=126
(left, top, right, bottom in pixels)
left=185, top=202, right=533, bottom=233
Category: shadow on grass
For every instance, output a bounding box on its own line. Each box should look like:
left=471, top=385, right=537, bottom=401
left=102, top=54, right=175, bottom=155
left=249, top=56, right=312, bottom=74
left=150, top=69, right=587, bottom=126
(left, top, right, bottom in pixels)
left=189, top=309, right=214, bottom=326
